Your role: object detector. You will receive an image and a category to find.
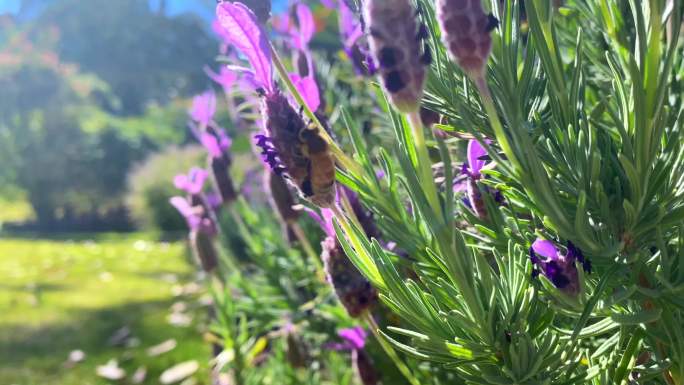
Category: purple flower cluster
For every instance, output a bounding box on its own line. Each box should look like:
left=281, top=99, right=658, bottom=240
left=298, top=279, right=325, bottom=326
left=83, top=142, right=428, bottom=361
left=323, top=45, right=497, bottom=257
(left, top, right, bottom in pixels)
left=329, top=327, right=380, bottom=385
left=254, top=134, right=286, bottom=176
left=170, top=168, right=219, bottom=272
left=529, top=239, right=591, bottom=295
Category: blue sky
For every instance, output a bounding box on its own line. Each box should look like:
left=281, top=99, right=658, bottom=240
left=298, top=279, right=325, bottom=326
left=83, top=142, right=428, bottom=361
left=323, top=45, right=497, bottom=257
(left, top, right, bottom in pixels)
left=0, top=0, right=289, bottom=20
left=0, top=0, right=21, bottom=14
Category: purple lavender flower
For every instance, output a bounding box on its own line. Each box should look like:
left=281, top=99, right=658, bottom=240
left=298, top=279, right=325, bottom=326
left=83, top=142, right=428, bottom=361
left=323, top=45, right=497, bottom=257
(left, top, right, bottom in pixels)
left=170, top=195, right=219, bottom=272
left=204, top=65, right=238, bottom=93
left=329, top=327, right=367, bottom=351
left=454, top=139, right=497, bottom=219
left=189, top=90, right=216, bottom=127
left=328, top=327, right=379, bottom=385
left=289, top=73, right=320, bottom=112
left=170, top=196, right=203, bottom=231
left=254, top=134, right=287, bottom=176
left=338, top=0, right=375, bottom=76
left=174, top=167, right=209, bottom=196
left=217, top=2, right=335, bottom=207
left=192, top=124, right=232, bottom=160
left=529, top=238, right=590, bottom=296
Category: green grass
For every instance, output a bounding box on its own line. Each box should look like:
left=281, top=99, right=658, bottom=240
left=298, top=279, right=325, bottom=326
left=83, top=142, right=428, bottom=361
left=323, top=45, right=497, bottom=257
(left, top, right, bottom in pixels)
left=0, top=233, right=211, bottom=385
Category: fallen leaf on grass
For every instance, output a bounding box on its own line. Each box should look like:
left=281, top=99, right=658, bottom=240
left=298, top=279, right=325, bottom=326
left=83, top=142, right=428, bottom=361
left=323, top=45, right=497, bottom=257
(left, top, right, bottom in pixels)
left=132, top=366, right=147, bottom=384
left=146, top=339, right=177, bottom=356
left=160, top=360, right=199, bottom=384
left=96, top=360, right=125, bottom=381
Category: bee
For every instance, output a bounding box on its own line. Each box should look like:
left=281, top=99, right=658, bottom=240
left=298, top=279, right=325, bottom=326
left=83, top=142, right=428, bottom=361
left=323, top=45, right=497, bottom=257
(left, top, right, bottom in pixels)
left=263, top=92, right=335, bottom=208
left=298, top=121, right=336, bottom=208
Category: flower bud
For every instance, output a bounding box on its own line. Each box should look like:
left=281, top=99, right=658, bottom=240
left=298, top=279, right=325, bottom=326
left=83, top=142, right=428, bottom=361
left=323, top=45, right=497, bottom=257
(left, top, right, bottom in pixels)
left=321, top=237, right=378, bottom=317
left=364, top=0, right=430, bottom=112
left=266, top=171, right=300, bottom=223
left=285, top=331, right=309, bottom=369
left=437, top=0, right=497, bottom=78
left=190, top=225, right=218, bottom=273
left=353, top=349, right=380, bottom=385
left=209, top=154, right=237, bottom=204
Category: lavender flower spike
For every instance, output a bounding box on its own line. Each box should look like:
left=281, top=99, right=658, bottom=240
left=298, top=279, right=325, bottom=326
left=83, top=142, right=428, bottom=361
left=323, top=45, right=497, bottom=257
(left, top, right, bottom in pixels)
left=437, top=0, right=496, bottom=79
left=364, top=0, right=430, bottom=112
left=170, top=196, right=219, bottom=272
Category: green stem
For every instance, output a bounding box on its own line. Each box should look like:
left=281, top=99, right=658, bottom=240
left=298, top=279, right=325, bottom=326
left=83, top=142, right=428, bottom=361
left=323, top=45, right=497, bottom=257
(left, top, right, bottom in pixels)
left=268, top=43, right=364, bottom=177
left=475, top=77, right=522, bottom=172
left=363, top=311, right=422, bottom=385
left=228, top=204, right=263, bottom=255
left=407, top=110, right=442, bottom=217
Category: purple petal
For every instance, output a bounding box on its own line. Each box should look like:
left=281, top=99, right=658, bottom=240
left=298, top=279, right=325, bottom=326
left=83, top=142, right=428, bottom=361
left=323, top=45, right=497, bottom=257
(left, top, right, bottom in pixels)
left=467, top=140, right=487, bottom=177
left=305, top=207, right=335, bottom=238
left=170, top=196, right=201, bottom=230
left=338, top=327, right=366, bottom=350
left=189, top=90, right=216, bottom=126
left=217, top=128, right=232, bottom=151
left=216, top=2, right=273, bottom=93
left=188, top=168, right=209, bottom=194
left=175, top=167, right=209, bottom=195
left=339, top=1, right=361, bottom=47
left=321, top=208, right=335, bottom=237
left=320, top=0, right=336, bottom=8
left=200, top=132, right=223, bottom=158
left=204, top=65, right=238, bottom=89
left=289, top=73, right=320, bottom=111
left=531, top=239, right=559, bottom=261
left=295, top=3, right=315, bottom=48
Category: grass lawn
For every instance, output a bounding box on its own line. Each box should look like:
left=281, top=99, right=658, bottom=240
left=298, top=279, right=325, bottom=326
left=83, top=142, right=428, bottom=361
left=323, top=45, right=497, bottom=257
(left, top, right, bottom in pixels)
left=0, top=233, right=212, bottom=385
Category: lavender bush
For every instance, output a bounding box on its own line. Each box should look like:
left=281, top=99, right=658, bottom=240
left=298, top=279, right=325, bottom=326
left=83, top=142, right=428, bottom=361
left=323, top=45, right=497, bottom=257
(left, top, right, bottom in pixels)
left=170, top=0, right=684, bottom=384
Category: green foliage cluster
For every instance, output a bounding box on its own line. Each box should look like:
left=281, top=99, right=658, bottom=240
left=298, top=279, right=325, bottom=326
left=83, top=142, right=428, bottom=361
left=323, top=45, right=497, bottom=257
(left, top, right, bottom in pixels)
left=184, top=0, right=684, bottom=384
left=0, top=1, right=215, bottom=229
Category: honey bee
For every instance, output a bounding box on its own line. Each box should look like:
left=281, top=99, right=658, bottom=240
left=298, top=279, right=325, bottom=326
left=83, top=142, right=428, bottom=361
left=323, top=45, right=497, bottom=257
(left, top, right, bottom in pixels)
left=263, top=92, right=335, bottom=208
left=298, top=121, right=336, bottom=208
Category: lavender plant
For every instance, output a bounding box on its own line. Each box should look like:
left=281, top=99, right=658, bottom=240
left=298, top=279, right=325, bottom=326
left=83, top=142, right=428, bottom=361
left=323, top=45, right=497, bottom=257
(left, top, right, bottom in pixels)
left=168, top=0, right=684, bottom=384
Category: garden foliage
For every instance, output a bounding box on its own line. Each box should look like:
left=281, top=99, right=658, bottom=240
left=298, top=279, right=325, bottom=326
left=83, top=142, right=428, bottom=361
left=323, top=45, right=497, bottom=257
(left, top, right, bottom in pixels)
left=171, top=0, right=684, bottom=384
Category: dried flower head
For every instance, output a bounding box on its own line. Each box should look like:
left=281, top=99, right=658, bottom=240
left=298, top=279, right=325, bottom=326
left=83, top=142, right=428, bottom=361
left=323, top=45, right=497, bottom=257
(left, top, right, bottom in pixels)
left=363, top=0, right=430, bottom=112
left=437, top=0, right=497, bottom=78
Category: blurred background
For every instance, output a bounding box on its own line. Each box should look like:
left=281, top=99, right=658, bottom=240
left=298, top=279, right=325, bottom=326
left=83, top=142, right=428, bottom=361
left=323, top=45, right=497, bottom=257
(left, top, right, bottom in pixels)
left=0, top=1, right=284, bottom=383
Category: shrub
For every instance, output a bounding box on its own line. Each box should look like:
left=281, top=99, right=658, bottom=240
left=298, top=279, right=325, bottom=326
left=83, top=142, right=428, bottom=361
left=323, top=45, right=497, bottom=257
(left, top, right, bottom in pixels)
left=126, top=145, right=205, bottom=231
